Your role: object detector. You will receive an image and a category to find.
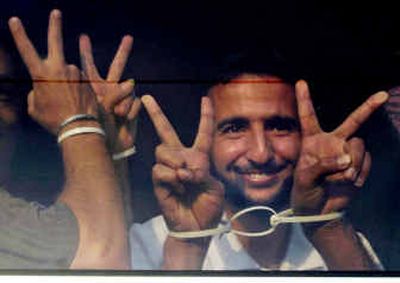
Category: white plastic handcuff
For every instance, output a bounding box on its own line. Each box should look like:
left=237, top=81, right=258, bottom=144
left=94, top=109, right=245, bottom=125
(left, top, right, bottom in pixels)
left=112, top=146, right=136, bottom=160
left=168, top=206, right=344, bottom=239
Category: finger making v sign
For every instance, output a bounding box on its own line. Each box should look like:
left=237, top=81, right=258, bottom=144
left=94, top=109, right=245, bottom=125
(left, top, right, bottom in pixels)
left=142, top=95, right=224, bottom=234
left=8, top=10, right=97, bottom=135
left=79, top=34, right=141, bottom=154
left=292, top=80, right=388, bottom=216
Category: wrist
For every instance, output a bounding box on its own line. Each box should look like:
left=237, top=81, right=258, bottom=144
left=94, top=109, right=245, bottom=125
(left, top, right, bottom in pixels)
left=59, top=120, right=101, bottom=134
left=58, top=121, right=105, bottom=146
left=112, top=146, right=136, bottom=161
left=167, top=235, right=211, bottom=248
left=304, top=219, right=377, bottom=270
left=303, top=217, right=348, bottom=242
left=163, top=236, right=211, bottom=270
left=58, top=114, right=98, bottom=135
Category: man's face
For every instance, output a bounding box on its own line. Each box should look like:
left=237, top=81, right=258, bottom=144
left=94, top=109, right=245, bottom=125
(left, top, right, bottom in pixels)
left=210, top=74, right=301, bottom=207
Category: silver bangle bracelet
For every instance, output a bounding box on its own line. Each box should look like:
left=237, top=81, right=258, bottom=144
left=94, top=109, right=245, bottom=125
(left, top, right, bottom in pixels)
left=58, top=114, right=98, bottom=135
left=57, top=126, right=106, bottom=144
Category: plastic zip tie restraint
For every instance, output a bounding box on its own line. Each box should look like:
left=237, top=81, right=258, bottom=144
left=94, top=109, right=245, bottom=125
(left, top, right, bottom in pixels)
left=168, top=206, right=344, bottom=239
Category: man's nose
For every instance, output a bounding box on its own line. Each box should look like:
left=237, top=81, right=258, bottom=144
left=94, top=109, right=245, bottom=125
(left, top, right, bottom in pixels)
left=246, top=127, right=272, bottom=164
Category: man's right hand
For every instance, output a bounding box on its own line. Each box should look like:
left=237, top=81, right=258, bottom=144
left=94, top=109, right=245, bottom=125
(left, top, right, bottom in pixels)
left=8, top=10, right=97, bottom=134
left=142, top=95, right=224, bottom=234
left=8, top=9, right=130, bottom=269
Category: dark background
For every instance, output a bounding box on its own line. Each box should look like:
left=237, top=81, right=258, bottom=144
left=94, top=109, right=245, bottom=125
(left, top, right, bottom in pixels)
left=1, top=0, right=400, bottom=270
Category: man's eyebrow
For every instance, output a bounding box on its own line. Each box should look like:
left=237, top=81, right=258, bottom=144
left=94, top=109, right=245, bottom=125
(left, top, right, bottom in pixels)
left=216, top=115, right=300, bottom=131
left=216, top=117, right=248, bottom=131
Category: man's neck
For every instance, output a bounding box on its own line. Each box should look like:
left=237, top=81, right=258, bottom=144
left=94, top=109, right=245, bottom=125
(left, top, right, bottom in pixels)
left=225, top=202, right=292, bottom=269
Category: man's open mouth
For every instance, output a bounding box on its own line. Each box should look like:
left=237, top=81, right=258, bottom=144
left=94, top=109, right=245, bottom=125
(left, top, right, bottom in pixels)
left=239, top=171, right=280, bottom=187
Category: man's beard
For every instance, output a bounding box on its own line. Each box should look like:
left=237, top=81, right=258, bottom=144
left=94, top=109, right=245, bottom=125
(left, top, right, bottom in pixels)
left=221, top=176, right=293, bottom=213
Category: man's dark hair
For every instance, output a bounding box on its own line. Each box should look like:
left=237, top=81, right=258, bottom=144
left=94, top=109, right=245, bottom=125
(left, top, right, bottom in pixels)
left=213, top=47, right=300, bottom=86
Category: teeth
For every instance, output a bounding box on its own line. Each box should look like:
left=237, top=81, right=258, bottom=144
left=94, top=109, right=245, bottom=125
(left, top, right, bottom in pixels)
left=248, top=173, right=268, bottom=180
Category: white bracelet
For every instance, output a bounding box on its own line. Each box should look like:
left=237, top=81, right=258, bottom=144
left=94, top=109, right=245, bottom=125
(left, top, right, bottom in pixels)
left=168, top=206, right=344, bottom=239
left=112, top=146, right=136, bottom=161
left=58, top=114, right=98, bottom=135
left=57, top=127, right=105, bottom=144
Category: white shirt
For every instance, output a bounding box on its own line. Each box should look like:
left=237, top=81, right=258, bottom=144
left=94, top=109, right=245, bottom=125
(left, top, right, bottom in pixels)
left=130, top=215, right=382, bottom=270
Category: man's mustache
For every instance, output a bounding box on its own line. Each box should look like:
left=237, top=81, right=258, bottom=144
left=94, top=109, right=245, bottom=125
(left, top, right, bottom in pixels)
left=230, top=160, right=292, bottom=175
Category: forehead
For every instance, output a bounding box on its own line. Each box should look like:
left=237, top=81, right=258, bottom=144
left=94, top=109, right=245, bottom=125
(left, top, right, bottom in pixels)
left=209, top=74, right=297, bottom=121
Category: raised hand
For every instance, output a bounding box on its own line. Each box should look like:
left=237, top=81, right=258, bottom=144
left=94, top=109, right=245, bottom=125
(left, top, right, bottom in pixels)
left=8, top=9, right=131, bottom=269
left=79, top=34, right=140, bottom=153
left=291, top=80, right=388, bottom=215
left=8, top=10, right=97, bottom=134
left=142, top=95, right=224, bottom=233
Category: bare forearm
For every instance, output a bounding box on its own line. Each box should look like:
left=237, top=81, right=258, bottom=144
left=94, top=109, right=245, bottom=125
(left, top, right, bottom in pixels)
left=163, top=237, right=209, bottom=270
left=113, top=159, right=133, bottom=226
left=58, top=126, right=129, bottom=269
left=306, top=220, right=377, bottom=270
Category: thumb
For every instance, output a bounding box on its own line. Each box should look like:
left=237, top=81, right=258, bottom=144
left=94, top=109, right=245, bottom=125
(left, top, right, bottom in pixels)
left=177, top=168, right=194, bottom=183
left=295, top=154, right=351, bottom=189
left=120, top=78, right=135, bottom=96
left=104, top=79, right=135, bottom=112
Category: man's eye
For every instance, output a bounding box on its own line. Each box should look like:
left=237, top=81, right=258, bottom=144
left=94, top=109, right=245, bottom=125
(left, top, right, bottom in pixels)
left=265, top=127, right=288, bottom=136
left=265, top=120, right=299, bottom=135
left=220, top=124, right=243, bottom=134
left=265, top=124, right=288, bottom=132
left=219, top=122, right=247, bottom=135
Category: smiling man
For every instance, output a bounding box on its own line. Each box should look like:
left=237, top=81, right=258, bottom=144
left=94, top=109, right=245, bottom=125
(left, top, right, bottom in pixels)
left=210, top=74, right=300, bottom=210
left=131, top=56, right=385, bottom=270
